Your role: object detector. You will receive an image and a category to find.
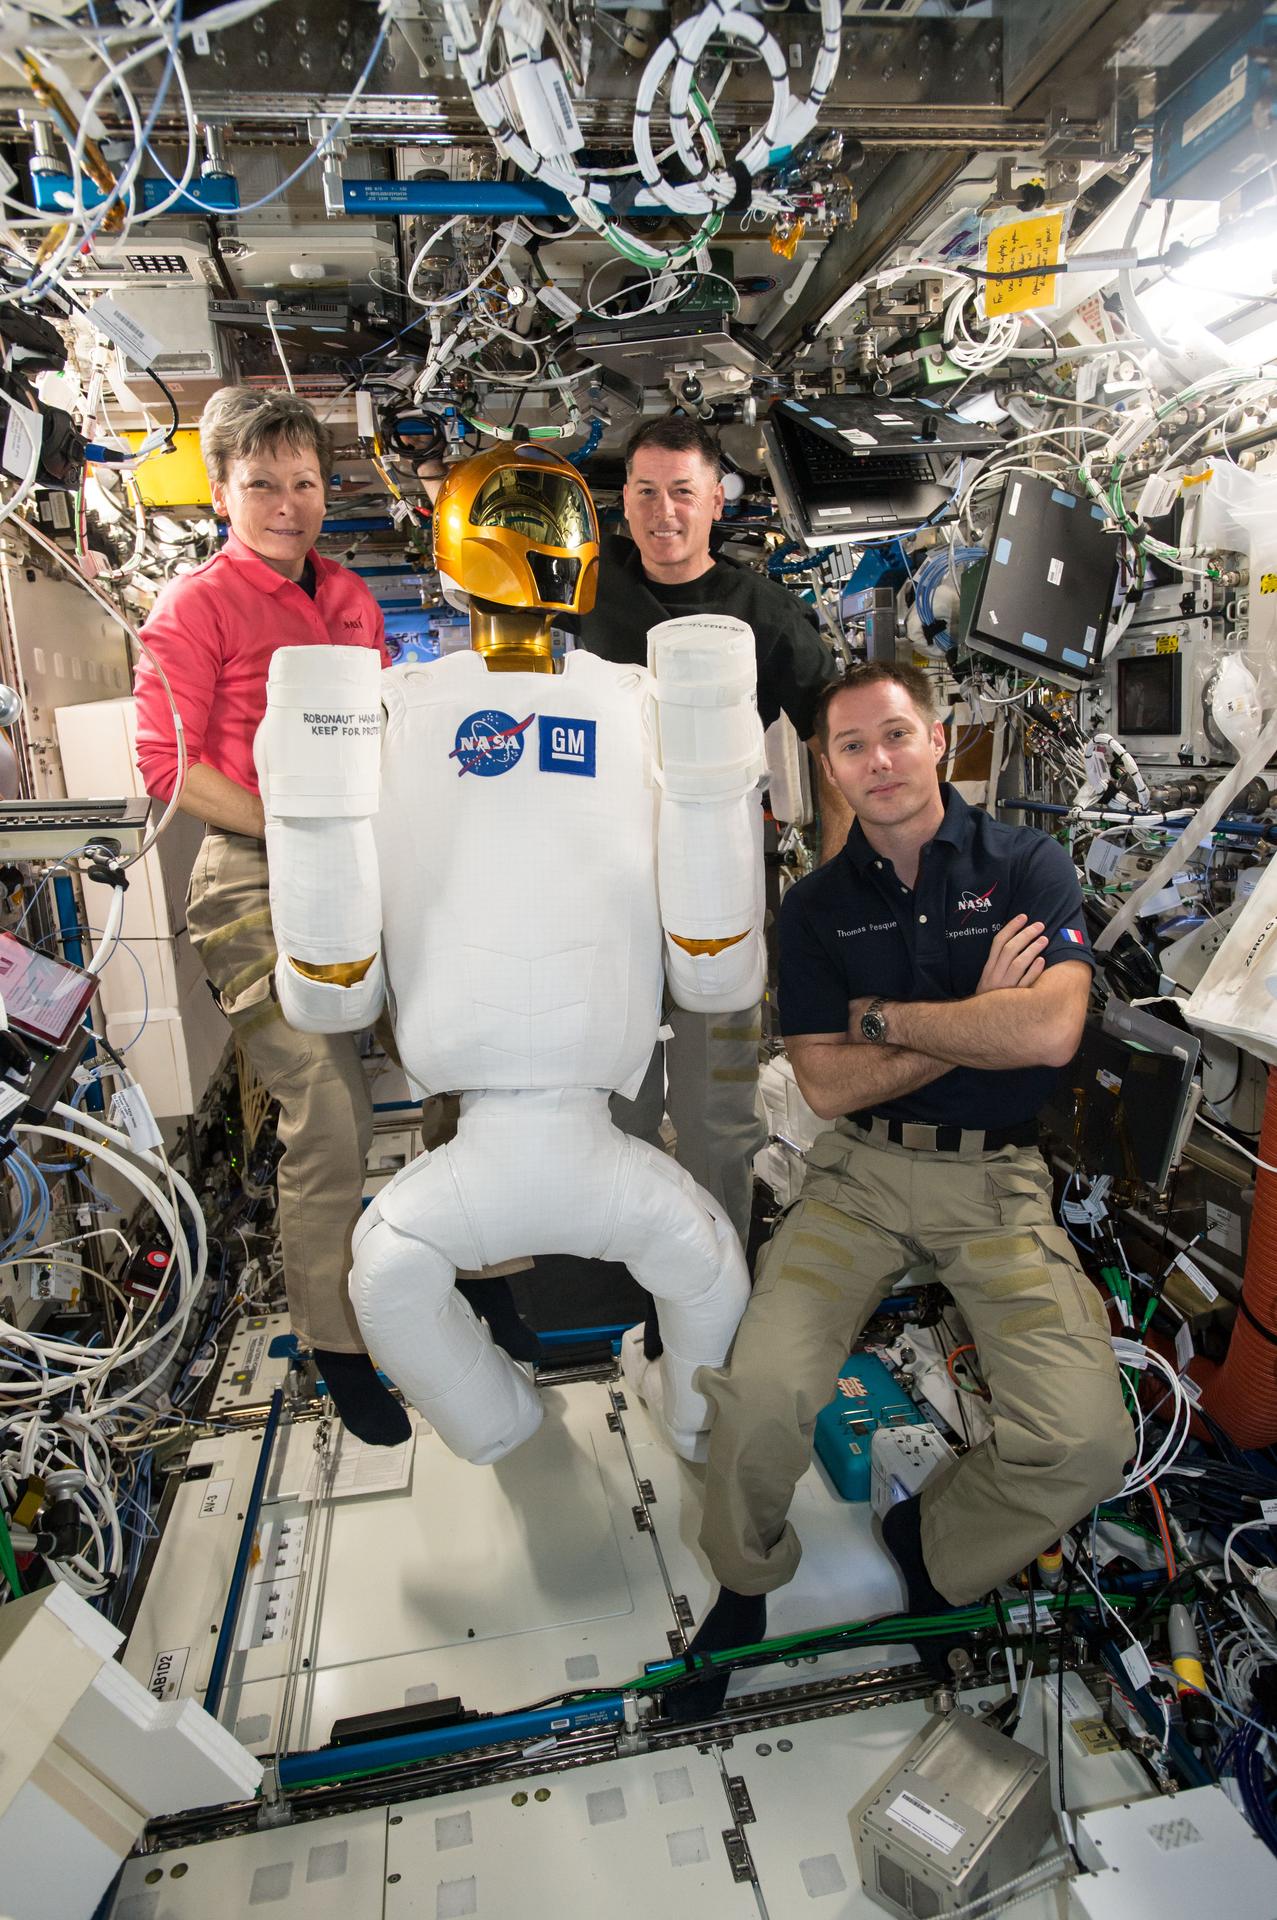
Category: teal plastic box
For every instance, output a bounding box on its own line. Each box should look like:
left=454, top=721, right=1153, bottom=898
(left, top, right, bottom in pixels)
left=814, top=1351, right=920, bottom=1502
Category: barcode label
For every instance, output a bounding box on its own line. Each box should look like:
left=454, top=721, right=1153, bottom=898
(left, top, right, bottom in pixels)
left=537, top=282, right=581, bottom=321
left=1175, top=1253, right=1217, bottom=1302
left=886, top=1790, right=964, bottom=1855
left=88, top=296, right=166, bottom=367
left=2, top=396, right=41, bottom=481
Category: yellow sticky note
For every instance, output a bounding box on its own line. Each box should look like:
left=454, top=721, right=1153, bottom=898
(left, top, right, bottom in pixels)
left=983, top=211, right=1064, bottom=317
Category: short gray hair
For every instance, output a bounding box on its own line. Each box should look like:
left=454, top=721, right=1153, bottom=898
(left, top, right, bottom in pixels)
left=199, top=386, right=334, bottom=486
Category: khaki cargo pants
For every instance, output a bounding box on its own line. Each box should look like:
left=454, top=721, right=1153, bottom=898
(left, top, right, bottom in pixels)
left=611, top=1000, right=765, bottom=1244
left=698, top=1121, right=1134, bottom=1605
left=187, top=831, right=374, bottom=1353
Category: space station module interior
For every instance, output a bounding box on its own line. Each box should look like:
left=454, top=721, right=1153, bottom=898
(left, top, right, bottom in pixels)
left=7, top=2, right=1277, bottom=1917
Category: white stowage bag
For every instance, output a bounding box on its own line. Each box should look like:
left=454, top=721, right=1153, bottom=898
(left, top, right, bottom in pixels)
left=1185, top=851, right=1277, bottom=1066
left=648, top=614, right=767, bottom=1012
left=256, top=645, right=386, bottom=1032
left=257, top=644, right=382, bottom=816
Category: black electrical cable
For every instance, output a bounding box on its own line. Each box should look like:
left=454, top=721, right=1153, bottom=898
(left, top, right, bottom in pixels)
left=381, top=404, right=446, bottom=464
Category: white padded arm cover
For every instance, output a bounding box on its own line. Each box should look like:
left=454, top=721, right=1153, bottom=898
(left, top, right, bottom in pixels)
left=255, top=646, right=385, bottom=1032
left=649, top=616, right=767, bottom=1013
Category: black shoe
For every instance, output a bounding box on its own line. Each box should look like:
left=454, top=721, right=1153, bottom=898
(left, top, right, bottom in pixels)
left=312, top=1349, right=412, bottom=1447
left=662, top=1588, right=768, bottom=1725
left=881, top=1494, right=977, bottom=1684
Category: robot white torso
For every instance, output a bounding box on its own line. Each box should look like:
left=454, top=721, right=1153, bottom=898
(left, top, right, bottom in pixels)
left=377, top=647, right=663, bottom=1101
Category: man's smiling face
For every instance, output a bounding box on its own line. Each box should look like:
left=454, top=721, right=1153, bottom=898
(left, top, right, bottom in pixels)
left=622, top=444, right=724, bottom=586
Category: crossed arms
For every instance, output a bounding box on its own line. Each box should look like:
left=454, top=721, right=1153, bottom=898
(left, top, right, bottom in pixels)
left=786, top=914, right=1092, bottom=1122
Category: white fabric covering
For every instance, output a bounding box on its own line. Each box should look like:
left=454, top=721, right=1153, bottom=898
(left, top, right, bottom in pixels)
left=257, top=625, right=765, bottom=1462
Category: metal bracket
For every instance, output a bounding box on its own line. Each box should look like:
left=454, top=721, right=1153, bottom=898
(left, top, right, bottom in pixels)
left=866, top=278, right=945, bottom=324
left=671, top=1594, right=694, bottom=1631
left=637, top=1479, right=656, bottom=1504
left=726, top=1776, right=756, bottom=1825
left=632, top=1505, right=652, bottom=1533
left=722, top=1827, right=755, bottom=1883
left=255, top=1762, right=292, bottom=1828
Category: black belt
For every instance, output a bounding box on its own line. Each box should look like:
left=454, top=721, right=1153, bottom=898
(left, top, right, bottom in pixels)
left=847, top=1112, right=1040, bottom=1154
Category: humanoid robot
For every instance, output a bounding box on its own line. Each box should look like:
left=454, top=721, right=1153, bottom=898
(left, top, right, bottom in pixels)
left=254, top=445, right=765, bottom=1465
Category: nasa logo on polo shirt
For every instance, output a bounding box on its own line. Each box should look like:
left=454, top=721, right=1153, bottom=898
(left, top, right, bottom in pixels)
left=450, top=708, right=534, bottom=777
left=956, top=884, right=997, bottom=915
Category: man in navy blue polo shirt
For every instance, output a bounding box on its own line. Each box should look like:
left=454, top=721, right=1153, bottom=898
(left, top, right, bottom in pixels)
left=680, top=660, right=1132, bottom=1703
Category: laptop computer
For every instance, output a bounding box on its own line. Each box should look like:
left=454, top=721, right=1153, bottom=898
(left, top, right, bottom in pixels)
left=762, top=394, right=1000, bottom=548
left=570, top=310, right=774, bottom=388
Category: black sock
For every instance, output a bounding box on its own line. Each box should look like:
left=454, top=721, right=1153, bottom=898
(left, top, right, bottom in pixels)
left=312, top=1349, right=412, bottom=1447
left=663, top=1587, right=767, bottom=1724
left=881, top=1494, right=975, bottom=1683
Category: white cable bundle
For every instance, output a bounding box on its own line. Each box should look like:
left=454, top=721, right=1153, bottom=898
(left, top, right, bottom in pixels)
left=631, top=0, right=843, bottom=218
left=444, top=0, right=842, bottom=265
left=943, top=282, right=1023, bottom=373
left=0, top=1097, right=207, bottom=1599
left=1110, top=1337, right=1192, bottom=1495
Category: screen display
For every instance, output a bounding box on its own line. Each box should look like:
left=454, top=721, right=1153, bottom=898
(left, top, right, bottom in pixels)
left=1118, top=652, right=1182, bottom=735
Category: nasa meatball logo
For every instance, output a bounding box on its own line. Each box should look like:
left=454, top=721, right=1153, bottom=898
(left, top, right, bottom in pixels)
left=450, top=708, right=534, bottom=777
left=956, top=884, right=997, bottom=915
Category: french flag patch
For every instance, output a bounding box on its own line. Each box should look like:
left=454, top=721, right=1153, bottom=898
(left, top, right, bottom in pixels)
left=1061, top=927, right=1086, bottom=946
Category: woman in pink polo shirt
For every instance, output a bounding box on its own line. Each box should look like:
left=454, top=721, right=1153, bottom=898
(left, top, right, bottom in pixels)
left=134, top=387, right=408, bottom=1445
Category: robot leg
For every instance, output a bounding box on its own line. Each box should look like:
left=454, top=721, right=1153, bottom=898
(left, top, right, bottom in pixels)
left=350, top=1150, right=543, bottom=1466
left=604, top=1141, right=749, bottom=1461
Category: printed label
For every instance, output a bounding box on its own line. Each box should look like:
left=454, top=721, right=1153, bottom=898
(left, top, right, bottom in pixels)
left=110, top=1084, right=163, bottom=1152
left=1112, top=11, right=1214, bottom=69
left=1204, top=1202, right=1241, bottom=1253
left=1, top=396, right=41, bottom=482
left=198, top=1477, right=233, bottom=1518
left=886, top=1790, right=965, bottom=1855
left=1086, top=838, right=1122, bottom=881
left=88, top=296, right=166, bottom=366
left=1120, top=1640, right=1153, bottom=1691
left=1048, top=557, right=1064, bottom=586
left=536, top=282, right=581, bottom=322
left=1182, top=64, right=1247, bottom=147
left=1175, top=1253, right=1218, bottom=1303
left=148, top=1646, right=189, bottom=1701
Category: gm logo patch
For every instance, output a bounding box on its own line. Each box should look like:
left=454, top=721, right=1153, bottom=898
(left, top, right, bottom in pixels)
left=450, top=709, right=534, bottom=777
left=538, top=714, right=596, bottom=777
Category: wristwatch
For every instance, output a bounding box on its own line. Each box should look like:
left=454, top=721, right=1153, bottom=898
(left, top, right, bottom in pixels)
left=860, top=997, right=890, bottom=1044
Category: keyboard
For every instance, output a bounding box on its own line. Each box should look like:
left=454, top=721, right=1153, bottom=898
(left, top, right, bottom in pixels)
left=0, top=797, right=152, bottom=859
left=777, top=416, right=934, bottom=494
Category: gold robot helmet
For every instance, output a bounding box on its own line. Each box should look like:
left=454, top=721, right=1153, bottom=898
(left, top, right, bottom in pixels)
left=432, top=444, right=599, bottom=617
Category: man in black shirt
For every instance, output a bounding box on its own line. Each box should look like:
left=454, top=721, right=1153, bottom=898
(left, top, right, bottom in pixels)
left=577, top=415, right=845, bottom=1242
left=676, top=661, right=1132, bottom=1712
